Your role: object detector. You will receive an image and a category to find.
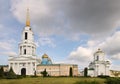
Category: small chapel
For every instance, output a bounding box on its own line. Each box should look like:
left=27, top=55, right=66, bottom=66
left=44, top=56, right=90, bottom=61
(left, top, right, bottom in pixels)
left=88, top=49, right=111, bottom=77
left=8, top=9, right=78, bottom=76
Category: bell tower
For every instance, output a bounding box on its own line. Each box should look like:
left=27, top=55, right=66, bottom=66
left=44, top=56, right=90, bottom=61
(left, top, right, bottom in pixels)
left=8, top=8, right=41, bottom=76
left=19, top=8, right=36, bottom=57
left=94, top=48, right=105, bottom=61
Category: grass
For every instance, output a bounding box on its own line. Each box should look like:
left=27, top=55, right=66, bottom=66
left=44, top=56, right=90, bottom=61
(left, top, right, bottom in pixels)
left=0, top=77, right=105, bottom=84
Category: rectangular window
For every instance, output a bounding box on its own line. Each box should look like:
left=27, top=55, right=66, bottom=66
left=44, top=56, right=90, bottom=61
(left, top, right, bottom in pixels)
left=24, top=49, right=26, bottom=54
left=96, top=56, right=99, bottom=61
left=25, top=32, right=27, bottom=40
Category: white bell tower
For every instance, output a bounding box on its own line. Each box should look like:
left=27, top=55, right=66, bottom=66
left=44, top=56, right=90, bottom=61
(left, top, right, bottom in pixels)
left=19, top=9, right=36, bottom=57
left=8, top=8, right=41, bottom=75
left=94, top=48, right=105, bottom=61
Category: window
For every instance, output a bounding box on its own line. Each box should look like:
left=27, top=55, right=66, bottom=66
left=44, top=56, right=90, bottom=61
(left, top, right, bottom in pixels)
left=96, top=56, right=99, bottom=61
left=25, top=32, right=27, bottom=40
left=29, top=28, right=31, bottom=30
left=24, top=49, right=26, bottom=54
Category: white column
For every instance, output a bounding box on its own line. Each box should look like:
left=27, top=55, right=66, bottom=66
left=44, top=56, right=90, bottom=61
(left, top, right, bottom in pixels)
left=22, top=46, right=23, bottom=55
left=17, top=63, right=19, bottom=75
left=30, top=62, right=32, bottom=75
left=30, top=46, right=32, bottom=55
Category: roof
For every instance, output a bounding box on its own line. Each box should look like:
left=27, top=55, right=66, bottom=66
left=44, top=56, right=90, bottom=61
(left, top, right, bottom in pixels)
left=42, top=53, right=49, bottom=58
left=37, top=64, right=78, bottom=66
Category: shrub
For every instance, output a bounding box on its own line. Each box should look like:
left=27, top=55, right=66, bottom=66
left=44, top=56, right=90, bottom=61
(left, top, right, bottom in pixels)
left=0, top=67, right=4, bottom=78
left=98, top=75, right=110, bottom=78
left=6, top=67, right=17, bottom=79
left=41, top=69, right=48, bottom=77
left=105, top=78, right=120, bottom=84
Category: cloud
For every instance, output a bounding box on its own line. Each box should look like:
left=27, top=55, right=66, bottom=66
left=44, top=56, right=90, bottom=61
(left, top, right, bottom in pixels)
left=0, top=42, right=12, bottom=50
left=0, top=39, right=17, bottom=57
left=0, top=39, right=17, bottom=51
left=98, top=31, right=120, bottom=60
left=0, top=51, right=17, bottom=56
left=69, top=47, right=93, bottom=61
left=11, top=0, right=120, bottom=40
left=37, top=36, right=56, bottom=47
left=68, top=47, right=93, bottom=68
left=111, top=64, right=120, bottom=70
left=111, top=53, right=120, bottom=60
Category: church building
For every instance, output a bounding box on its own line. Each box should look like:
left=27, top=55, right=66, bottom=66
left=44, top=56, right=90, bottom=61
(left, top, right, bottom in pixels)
left=8, top=9, right=78, bottom=76
left=88, top=49, right=111, bottom=77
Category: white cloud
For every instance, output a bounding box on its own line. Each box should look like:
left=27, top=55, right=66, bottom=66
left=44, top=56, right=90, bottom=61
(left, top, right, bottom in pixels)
left=10, top=0, right=120, bottom=40
left=0, top=51, right=17, bottom=56
left=111, top=53, right=120, bottom=60
left=69, top=47, right=93, bottom=61
left=98, top=31, right=120, bottom=60
left=0, top=42, right=12, bottom=50
left=68, top=47, right=93, bottom=68
left=0, top=39, right=18, bottom=57
left=111, top=64, right=120, bottom=71
left=0, top=39, right=17, bottom=51
left=37, top=36, right=56, bottom=48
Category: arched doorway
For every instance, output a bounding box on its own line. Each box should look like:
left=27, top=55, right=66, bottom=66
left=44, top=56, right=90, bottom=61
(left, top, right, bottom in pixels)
left=21, top=68, right=26, bottom=76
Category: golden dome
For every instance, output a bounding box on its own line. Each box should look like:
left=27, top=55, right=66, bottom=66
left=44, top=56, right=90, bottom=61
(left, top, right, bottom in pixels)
left=42, top=53, right=49, bottom=58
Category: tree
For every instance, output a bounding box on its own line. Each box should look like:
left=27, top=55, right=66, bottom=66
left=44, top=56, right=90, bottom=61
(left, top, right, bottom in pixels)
left=6, top=67, right=17, bottom=79
left=41, top=69, right=48, bottom=77
left=0, top=67, right=4, bottom=78
left=69, top=67, right=73, bottom=77
left=84, top=67, right=88, bottom=77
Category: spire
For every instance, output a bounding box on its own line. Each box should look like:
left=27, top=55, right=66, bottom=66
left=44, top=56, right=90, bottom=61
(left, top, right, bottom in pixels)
left=26, top=8, right=30, bottom=26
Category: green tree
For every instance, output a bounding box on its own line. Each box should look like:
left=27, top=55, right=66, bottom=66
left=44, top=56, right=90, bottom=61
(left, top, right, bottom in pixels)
left=41, top=69, right=48, bottom=77
left=84, top=67, right=88, bottom=77
left=69, top=67, right=73, bottom=77
left=0, top=67, right=4, bottom=78
left=6, top=67, right=17, bottom=79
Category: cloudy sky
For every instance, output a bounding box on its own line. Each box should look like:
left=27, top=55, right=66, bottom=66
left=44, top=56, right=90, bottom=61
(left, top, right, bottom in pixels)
left=0, top=0, right=120, bottom=70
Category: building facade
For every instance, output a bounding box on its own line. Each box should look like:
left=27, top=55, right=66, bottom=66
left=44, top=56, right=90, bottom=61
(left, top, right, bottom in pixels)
left=37, top=54, right=78, bottom=76
left=37, top=64, right=78, bottom=76
left=88, top=49, right=111, bottom=77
